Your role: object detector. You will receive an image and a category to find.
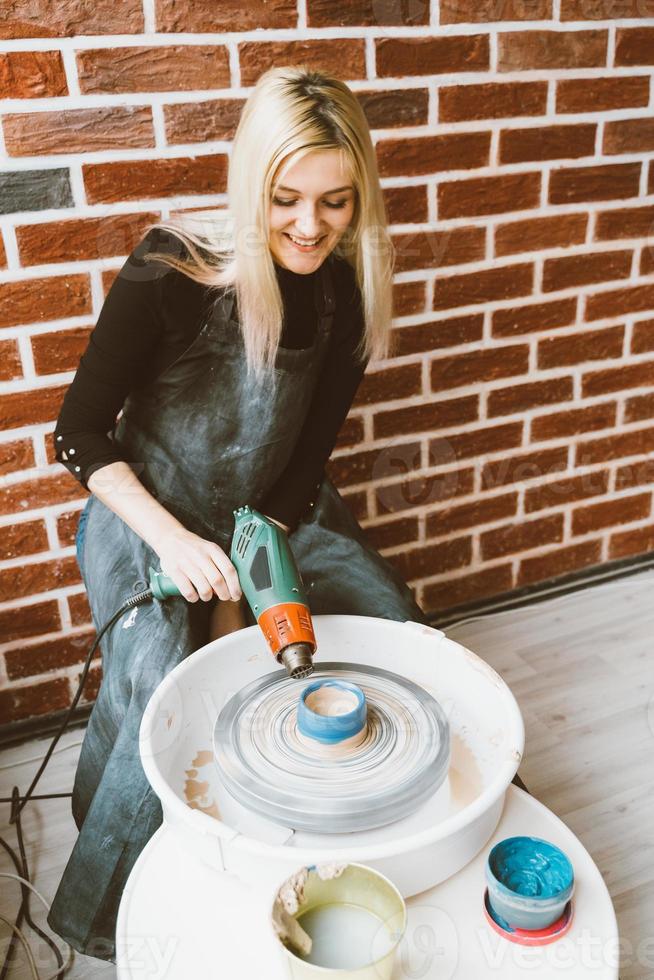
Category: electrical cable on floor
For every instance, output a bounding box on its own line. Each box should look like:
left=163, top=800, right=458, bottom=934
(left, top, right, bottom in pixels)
left=0, top=572, right=651, bottom=974
left=0, top=585, right=154, bottom=979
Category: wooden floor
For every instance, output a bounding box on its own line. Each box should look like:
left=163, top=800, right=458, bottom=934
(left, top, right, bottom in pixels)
left=1, top=568, right=652, bottom=978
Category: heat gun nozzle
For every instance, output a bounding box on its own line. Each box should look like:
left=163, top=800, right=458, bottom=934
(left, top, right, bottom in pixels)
left=280, top=643, right=315, bottom=680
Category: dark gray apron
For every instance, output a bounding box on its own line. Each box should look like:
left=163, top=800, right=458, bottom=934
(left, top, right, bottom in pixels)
left=46, top=256, right=430, bottom=962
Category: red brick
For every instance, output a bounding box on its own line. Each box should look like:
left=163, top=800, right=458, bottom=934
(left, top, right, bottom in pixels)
left=549, top=163, right=641, bottom=205
left=376, top=35, right=489, bottom=77
left=0, top=678, right=70, bottom=725
left=83, top=154, right=228, bottom=204
left=0, top=519, right=48, bottom=560
left=595, top=204, right=654, bottom=242
left=441, top=0, right=551, bottom=22
left=326, top=441, right=422, bottom=488
left=576, top=426, right=654, bottom=466
left=392, top=280, right=426, bottom=318
left=561, top=0, right=654, bottom=17
left=5, top=630, right=96, bottom=680
left=359, top=89, right=430, bottom=131
left=426, top=492, right=518, bottom=537
left=78, top=45, right=230, bottom=94
left=157, top=0, right=295, bottom=32
left=68, top=590, right=92, bottom=626
left=615, top=27, right=654, bottom=65
left=537, top=325, right=625, bottom=368
left=488, top=377, right=574, bottom=417
left=498, top=29, right=607, bottom=70
left=353, top=364, right=421, bottom=407
left=0, top=339, right=22, bottom=380
left=0, top=50, right=67, bottom=98
left=335, top=416, right=364, bottom=449
left=439, top=172, right=541, bottom=219
left=16, top=212, right=159, bottom=266
left=609, top=522, right=654, bottom=559
left=433, top=264, right=534, bottom=311
left=31, top=326, right=92, bottom=375
left=481, top=514, right=564, bottom=560
left=543, top=250, right=632, bottom=293
left=423, top=564, right=514, bottom=613
left=518, top=540, right=602, bottom=586
left=500, top=124, right=596, bottom=164
left=383, top=186, right=428, bottom=227
left=377, top=132, right=490, bottom=179
left=431, top=344, right=529, bottom=391
left=641, top=247, right=654, bottom=276
left=0, top=232, right=6, bottom=268
left=0, top=600, right=61, bottom=644
left=572, top=493, right=650, bottom=535
left=625, top=392, right=654, bottom=423
left=629, top=314, right=654, bottom=363
left=492, top=297, right=577, bottom=337
left=0, top=274, right=91, bottom=329
left=78, top=662, right=102, bottom=704
left=392, top=226, right=485, bottom=274
left=0, top=438, right=35, bottom=476
left=0, top=0, right=143, bottom=37
left=616, top=458, right=654, bottom=490
left=375, top=468, right=475, bottom=516
left=582, top=359, right=654, bottom=397
left=429, top=422, right=523, bottom=465
left=586, top=282, right=654, bottom=321
left=440, top=81, right=547, bottom=122
left=341, top=490, right=367, bottom=523
left=482, top=447, right=568, bottom=490
left=604, top=117, right=654, bottom=155
left=165, top=98, right=245, bottom=146
left=557, top=76, right=649, bottom=114
left=391, top=314, right=483, bottom=357
left=531, top=402, right=617, bottom=441
left=3, top=106, right=154, bottom=157
left=373, top=396, right=478, bottom=440
left=238, top=40, right=366, bottom=89
left=57, top=509, right=84, bottom=548
left=363, top=516, right=419, bottom=551
left=390, top=536, right=472, bottom=581
left=497, top=214, right=588, bottom=257
left=0, top=556, right=80, bottom=602
left=0, top=386, right=69, bottom=432
left=525, top=469, right=610, bottom=512
left=0, top=472, right=84, bottom=517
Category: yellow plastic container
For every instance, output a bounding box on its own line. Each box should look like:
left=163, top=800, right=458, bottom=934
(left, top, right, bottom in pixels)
left=271, top=862, right=407, bottom=980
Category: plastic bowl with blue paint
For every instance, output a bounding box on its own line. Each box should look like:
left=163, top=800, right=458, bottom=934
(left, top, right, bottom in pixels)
left=485, top=836, right=574, bottom=931
left=297, top=679, right=368, bottom=748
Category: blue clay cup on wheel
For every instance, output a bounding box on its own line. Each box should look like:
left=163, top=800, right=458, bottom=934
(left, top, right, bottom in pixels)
left=485, top=836, right=574, bottom=931
left=297, top=679, right=367, bottom=745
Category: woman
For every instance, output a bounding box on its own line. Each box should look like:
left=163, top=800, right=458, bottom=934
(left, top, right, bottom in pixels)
left=47, top=65, right=431, bottom=962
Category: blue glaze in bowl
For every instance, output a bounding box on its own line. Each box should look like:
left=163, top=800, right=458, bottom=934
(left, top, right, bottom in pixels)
left=485, top=836, right=574, bottom=931
left=297, top=680, right=367, bottom=745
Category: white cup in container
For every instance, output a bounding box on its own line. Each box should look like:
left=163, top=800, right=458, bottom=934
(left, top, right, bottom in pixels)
left=271, top=862, right=407, bottom=980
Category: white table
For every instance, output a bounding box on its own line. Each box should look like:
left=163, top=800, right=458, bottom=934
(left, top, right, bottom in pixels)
left=116, top=786, right=619, bottom=978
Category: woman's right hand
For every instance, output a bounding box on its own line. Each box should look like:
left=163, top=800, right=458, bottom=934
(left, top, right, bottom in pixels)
left=155, top=526, right=242, bottom=603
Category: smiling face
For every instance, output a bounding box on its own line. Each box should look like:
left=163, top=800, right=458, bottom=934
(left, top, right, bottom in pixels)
left=268, top=148, right=356, bottom=273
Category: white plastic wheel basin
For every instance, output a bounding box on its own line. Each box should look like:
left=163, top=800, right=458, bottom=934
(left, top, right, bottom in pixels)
left=139, top=616, right=524, bottom=897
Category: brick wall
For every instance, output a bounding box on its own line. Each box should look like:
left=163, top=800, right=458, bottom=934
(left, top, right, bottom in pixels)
left=1, top=0, right=654, bottom=726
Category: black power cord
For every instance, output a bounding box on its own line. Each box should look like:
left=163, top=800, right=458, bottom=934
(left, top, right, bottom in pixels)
left=0, top=586, right=157, bottom=978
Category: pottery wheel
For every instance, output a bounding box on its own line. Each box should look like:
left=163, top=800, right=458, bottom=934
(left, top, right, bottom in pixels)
left=212, top=662, right=451, bottom=833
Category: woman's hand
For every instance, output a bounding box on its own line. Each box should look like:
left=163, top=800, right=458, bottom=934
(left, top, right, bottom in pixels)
left=155, top=526, right=242, bottom=603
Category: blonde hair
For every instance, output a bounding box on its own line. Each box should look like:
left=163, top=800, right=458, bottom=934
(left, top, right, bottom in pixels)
left=143, top=65, right=395, bottom=381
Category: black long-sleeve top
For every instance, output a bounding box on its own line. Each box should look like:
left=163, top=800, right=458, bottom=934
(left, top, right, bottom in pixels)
left=53, top=228, right=367, bottom=532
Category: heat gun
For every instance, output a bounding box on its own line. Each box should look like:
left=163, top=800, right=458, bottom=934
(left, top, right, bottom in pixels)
left=149, top=505, right=316, bottom=679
